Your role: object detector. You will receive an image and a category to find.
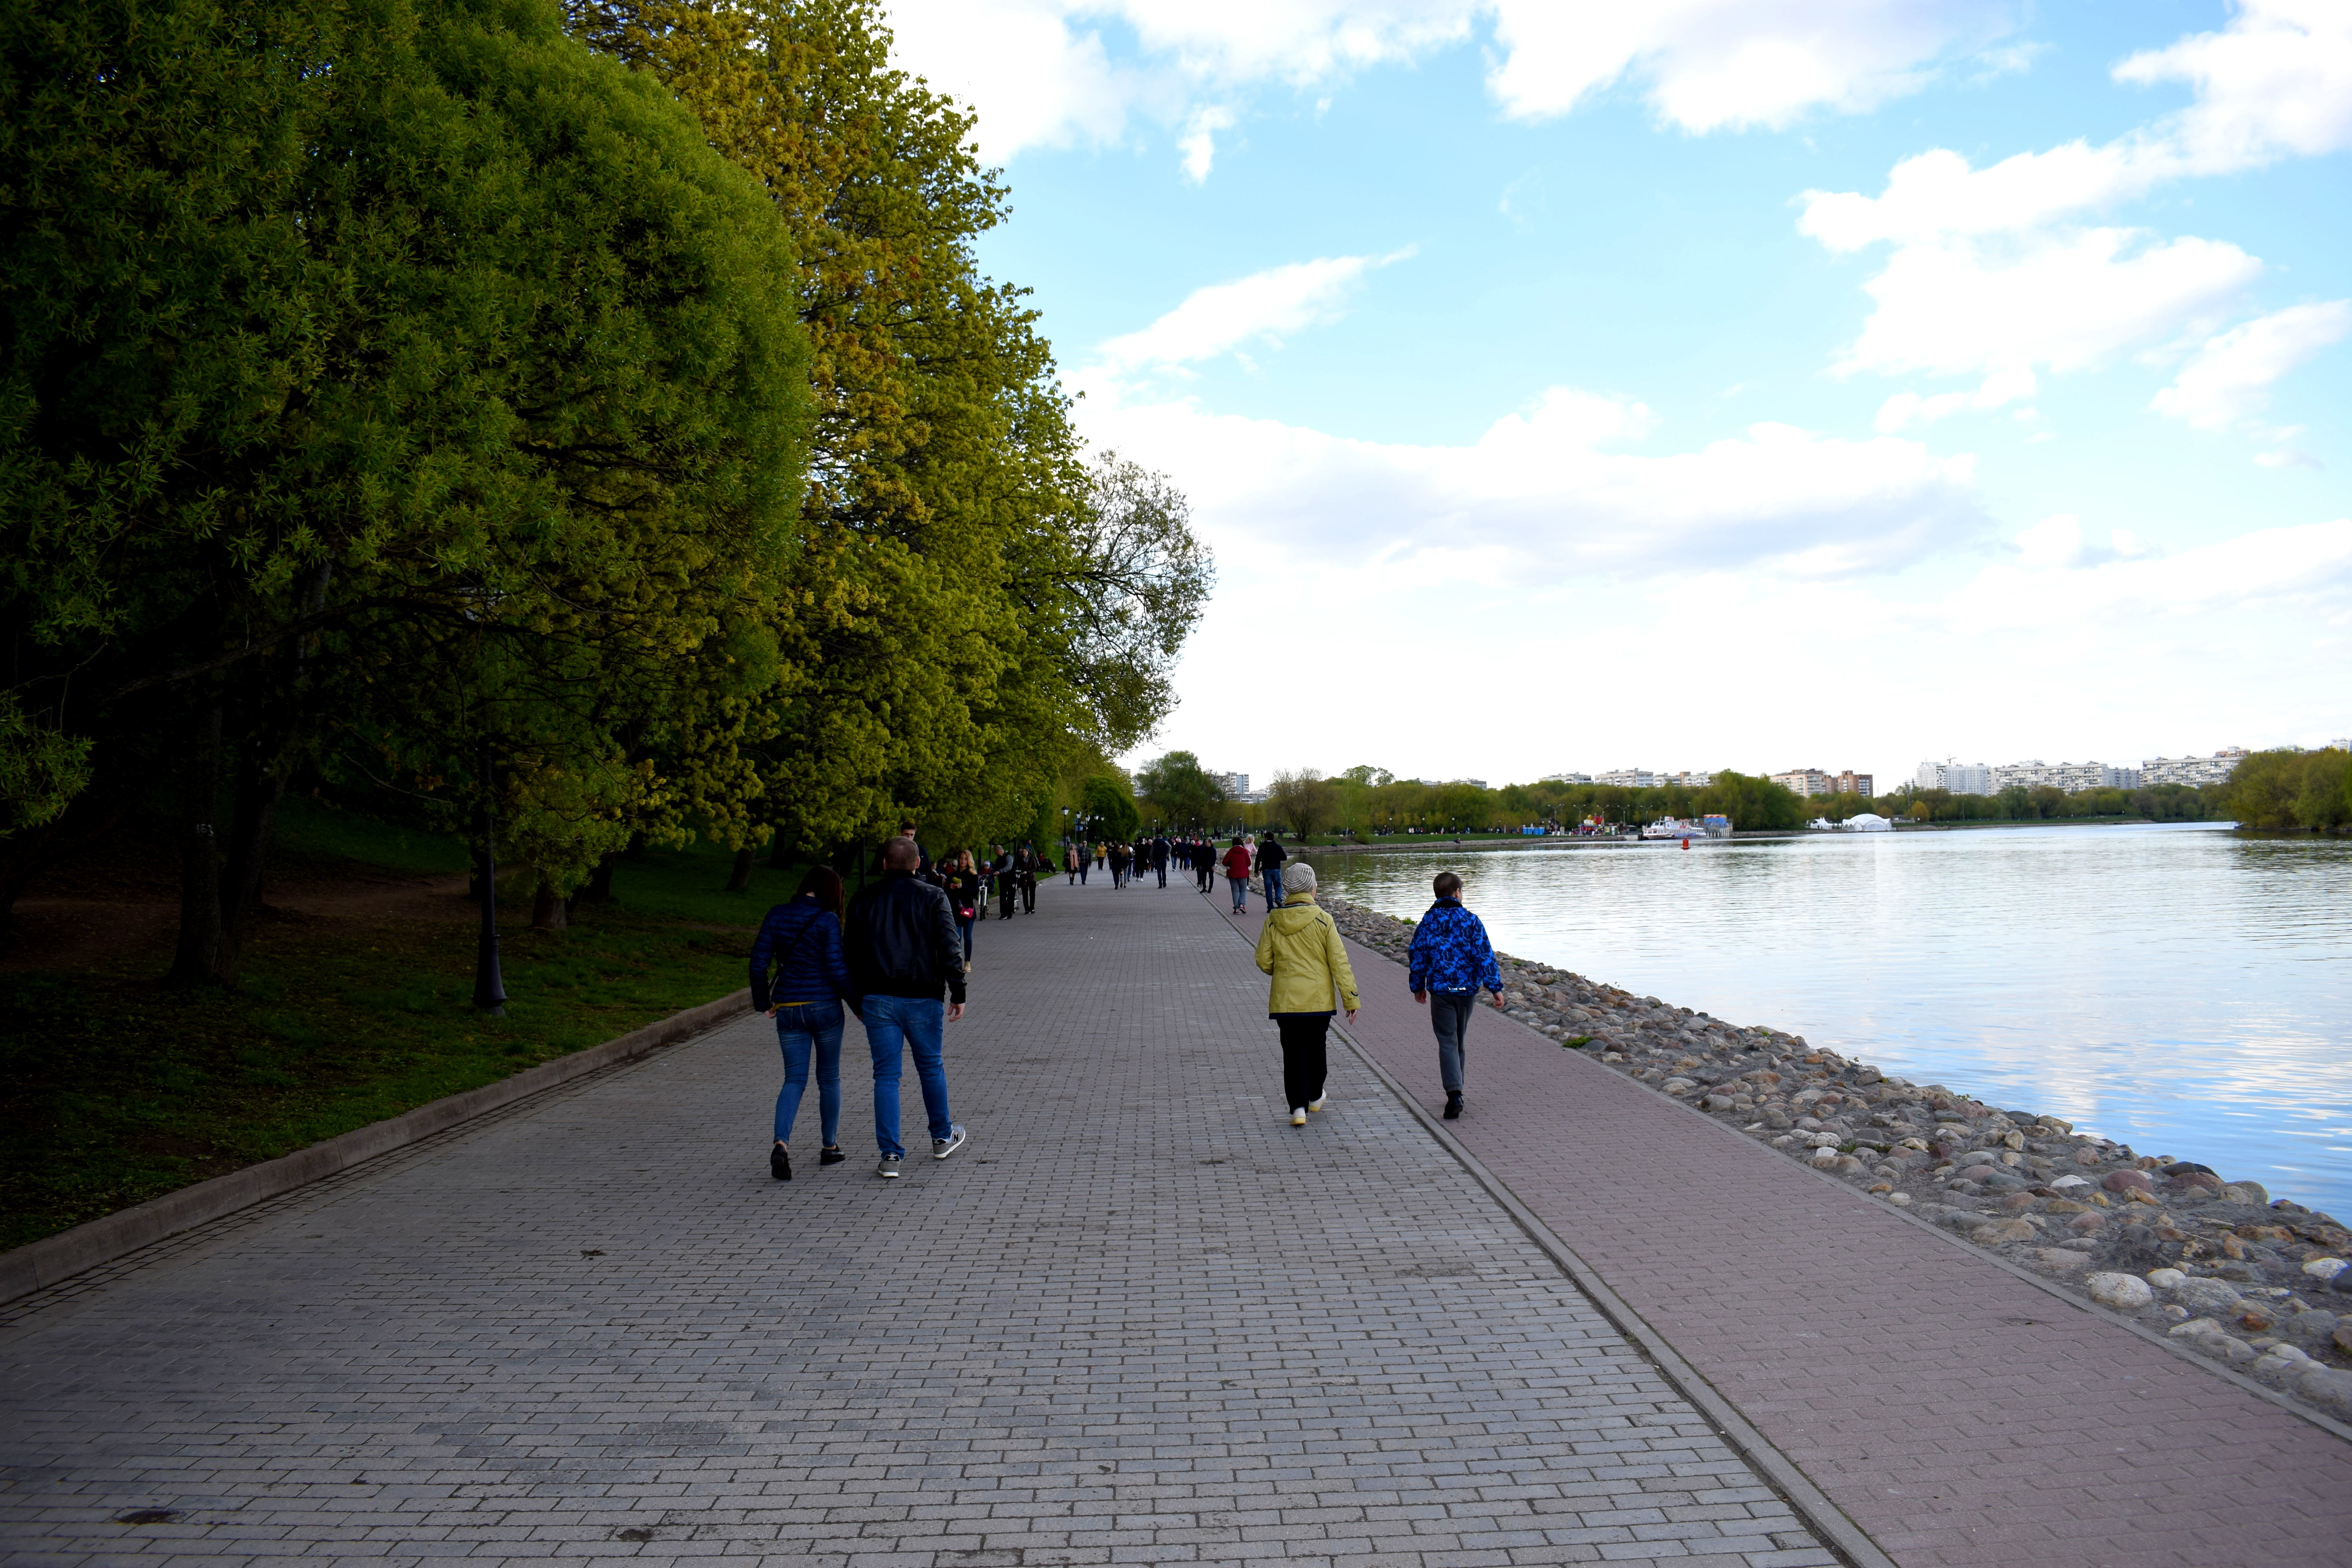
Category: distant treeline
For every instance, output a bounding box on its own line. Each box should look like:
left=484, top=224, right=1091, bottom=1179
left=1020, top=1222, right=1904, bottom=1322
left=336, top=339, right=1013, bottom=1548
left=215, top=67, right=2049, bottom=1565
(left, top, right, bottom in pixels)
left=2224, top=747, right=2350, bottom=833
left=1123, top=753, right=2349, bottom=839
left=1880, top=781, right=2226, bottom=825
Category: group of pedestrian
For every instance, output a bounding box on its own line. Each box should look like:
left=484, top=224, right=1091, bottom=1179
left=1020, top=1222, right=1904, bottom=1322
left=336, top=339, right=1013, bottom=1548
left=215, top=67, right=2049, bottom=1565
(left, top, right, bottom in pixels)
left=749, top=804, right=1512, bottom=1181
left=1248, top=862, right=1504, bottom=1125
left=749, top=833, right=971, bottom=1181
left=1209, top=832, right=1289, bottom=913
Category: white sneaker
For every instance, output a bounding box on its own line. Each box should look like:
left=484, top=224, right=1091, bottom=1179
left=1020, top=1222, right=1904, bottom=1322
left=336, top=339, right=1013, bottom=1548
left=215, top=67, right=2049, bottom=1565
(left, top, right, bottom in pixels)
left=1307, top=1096, right=1327, bottom=1112
left=933, top=1124, right=968, bottom=1160
left=1290, top=1107, right=1308, bottom=1126
left=877, top=1154, right=904, bottom=1178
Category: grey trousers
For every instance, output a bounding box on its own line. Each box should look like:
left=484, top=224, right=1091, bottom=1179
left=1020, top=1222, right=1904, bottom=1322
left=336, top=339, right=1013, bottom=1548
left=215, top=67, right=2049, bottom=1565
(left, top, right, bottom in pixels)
left=1430, top=991, right=1476, bottom=1094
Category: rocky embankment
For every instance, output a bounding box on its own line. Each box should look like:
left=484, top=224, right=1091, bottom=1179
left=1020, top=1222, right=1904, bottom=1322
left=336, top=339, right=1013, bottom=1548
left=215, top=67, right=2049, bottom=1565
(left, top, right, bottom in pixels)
left=1325, top=896, right=2352, bottom=1427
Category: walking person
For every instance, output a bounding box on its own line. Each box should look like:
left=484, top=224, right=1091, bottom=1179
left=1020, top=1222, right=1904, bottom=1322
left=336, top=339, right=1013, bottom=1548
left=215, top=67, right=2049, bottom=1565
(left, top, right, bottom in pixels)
left=1019, top=846, right=1039, bottom=913
left=1406, top=870, right=1504, bottom=1119
left=1195, top=838, right=1215, bottom=894
left=1108, top=839, right=1130, bottom=889
left=1253, top=861, right=1358, bottom=1126
left=995, top=845, right=1018, bottom=919
left=942, top=850, right=981, bottom=972
left=1221, top=835, right=1252, bottom=913
left=1151, top=833, right=1170, bottom=888
left=1065, top=842, right=1081, bottom=886
left=1258, top=832, right=1288, bottom=909
left=843, top=836, right=970, bottom=1178
left=749, top=867, right=854, bottom=1179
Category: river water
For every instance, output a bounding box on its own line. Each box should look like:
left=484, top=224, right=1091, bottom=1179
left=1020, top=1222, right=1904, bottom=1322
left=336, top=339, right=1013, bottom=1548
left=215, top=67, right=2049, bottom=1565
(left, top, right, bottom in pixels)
left=1299, top=824, right=2352, bottom=1216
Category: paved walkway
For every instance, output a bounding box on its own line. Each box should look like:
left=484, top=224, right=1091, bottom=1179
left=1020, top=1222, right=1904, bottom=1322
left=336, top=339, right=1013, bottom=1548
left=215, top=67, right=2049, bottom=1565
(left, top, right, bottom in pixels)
left=1218, top=887, right=2352, bottom=1568
left=1, top=876, right=1833, bottom=1567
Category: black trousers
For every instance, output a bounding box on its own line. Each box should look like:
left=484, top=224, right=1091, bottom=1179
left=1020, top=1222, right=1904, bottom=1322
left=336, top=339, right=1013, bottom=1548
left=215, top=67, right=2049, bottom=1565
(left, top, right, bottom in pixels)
left=1275, top=1013, right=1330, bottom=1111
left=1021, top=877, right=1036, bottom=913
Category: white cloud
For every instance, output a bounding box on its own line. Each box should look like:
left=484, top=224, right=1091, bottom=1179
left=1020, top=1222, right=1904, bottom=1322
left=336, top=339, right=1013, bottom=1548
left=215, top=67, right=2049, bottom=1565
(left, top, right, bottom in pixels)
left=1177, top=105, right=1237, bottom=182
left=883, top=1, right=2009, bottom=164
left=2151, top=301, right=2352, bottom=430
left=1801, top=2, right=2352, bottom=249
left=1798, top=2, right=2351, bottom=408
left=1875, top=368, right=2036, bottom=432
left=1093, top=250, right=1412, bottom=371
left=1840, top=227, right=2259, bottom=380
left=1485, top=0, right=2006, bottom=133
left=2112, top=0, right=2352, bottom=171
left=1081, top=383, right=1984, bottom=579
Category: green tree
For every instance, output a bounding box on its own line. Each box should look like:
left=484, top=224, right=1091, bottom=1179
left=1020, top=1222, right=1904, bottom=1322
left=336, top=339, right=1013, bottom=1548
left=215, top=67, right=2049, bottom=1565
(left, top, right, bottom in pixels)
left=1076, top=773, right=1139, bottom=843
left=0, top=0, right=813, bottom=971
left=1267, top=768, right=1339, bottom=839
left=2289, top=748, right=2350, bottom=831
left=1695, top=771, right=1804, bottom=831
left=1135, top=750, right=1225, bottom=831
left=573, top=0, right=1208, bottom=864
left=2225, top=750, right=2305, bottom=830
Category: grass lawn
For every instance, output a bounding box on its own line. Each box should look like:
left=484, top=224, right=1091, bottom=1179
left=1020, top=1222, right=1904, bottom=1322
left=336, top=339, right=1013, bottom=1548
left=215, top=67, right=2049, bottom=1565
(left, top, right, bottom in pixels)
left=0, top=803, right=815, bottom=1252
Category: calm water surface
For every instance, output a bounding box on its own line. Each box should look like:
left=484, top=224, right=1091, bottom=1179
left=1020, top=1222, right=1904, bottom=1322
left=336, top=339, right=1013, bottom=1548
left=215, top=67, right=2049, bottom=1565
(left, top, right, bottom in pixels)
left=1300, top=824, right=2352, bottom=1215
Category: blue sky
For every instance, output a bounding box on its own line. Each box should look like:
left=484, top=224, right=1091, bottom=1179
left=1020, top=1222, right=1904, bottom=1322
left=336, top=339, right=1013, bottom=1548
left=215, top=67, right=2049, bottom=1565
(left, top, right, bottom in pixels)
left=883, top=0, right=2352, bottom=790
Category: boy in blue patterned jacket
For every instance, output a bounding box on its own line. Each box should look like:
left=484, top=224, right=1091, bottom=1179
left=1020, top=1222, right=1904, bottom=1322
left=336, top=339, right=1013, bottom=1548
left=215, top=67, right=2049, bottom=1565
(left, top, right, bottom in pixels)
left=1406, top=871, right=1504, bottom=1119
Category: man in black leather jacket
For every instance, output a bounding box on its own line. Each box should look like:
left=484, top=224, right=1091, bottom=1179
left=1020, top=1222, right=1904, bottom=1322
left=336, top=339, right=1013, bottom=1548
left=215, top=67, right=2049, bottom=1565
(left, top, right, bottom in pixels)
left=844, top=837, right=970, bottom=1178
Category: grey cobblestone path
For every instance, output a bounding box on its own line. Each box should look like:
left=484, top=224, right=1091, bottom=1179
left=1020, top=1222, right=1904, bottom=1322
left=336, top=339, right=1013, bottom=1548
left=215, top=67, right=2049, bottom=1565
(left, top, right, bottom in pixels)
left=1221, top=896, right=2352, bottom=1568
left=1, top=876, right=1831, bottom=1568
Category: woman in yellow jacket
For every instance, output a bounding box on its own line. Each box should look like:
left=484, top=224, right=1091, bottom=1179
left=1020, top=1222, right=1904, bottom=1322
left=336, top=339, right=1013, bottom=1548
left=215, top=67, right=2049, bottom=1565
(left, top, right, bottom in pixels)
left=1254, top=860, right=1359, bottom=1125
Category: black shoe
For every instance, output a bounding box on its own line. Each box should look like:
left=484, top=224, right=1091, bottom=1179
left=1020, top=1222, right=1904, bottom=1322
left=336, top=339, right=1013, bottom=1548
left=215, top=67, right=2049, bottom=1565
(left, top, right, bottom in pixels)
left=1444, top=1094, right=1463, bottom=1120
left=820, top=1145, right=845, bottom=1166
left=770, top=1143, right=792, bottom=1180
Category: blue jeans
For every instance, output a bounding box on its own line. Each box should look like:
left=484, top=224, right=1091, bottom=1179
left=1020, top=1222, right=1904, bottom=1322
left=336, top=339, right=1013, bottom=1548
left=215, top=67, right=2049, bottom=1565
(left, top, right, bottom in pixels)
left=773, top=998, right=845, bottom=1146
left=1228, top=875, right=1248, bottom=911
left=1077, top=862, right=1088, bottom=884
left=955, top=914, right=974, bottom=961
left=861, top=993, right=953, bottom=1158
left=1263, top=869, right=1285, bottom=908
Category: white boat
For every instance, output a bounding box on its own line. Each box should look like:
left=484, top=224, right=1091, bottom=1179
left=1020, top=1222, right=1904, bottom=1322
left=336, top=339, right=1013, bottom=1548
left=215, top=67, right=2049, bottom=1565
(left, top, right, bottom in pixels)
left=1641, top=816, right=1731, bottom=840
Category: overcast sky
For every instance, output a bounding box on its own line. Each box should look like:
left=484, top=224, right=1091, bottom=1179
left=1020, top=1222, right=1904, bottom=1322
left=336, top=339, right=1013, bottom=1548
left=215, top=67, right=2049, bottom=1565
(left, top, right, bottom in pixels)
left=883, top=0, right=2351, bottom=788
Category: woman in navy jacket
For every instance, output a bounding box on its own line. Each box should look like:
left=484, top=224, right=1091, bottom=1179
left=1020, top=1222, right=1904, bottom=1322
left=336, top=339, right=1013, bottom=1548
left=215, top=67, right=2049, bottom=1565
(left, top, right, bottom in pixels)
left=750, top=866, right=854, bottom=1179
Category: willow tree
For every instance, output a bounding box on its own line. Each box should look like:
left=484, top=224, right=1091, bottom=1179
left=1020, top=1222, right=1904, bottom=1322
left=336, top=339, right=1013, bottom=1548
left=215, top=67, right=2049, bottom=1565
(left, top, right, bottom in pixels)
left=0, top=0, right=812, bottom=971
left=572, top=0, right=1208, bottom=870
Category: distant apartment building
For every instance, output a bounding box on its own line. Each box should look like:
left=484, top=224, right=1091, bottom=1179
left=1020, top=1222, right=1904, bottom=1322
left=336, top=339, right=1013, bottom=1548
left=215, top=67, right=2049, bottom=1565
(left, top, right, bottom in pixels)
left=2140, top=748, right=2248, bottom=787
left=1989, top=759, right=2143, bottom=791
left=1542, top=771, right=1594, bottom=784
left=1915, top=759, right=1995, bottom=795
left=1209, top=771, right=1250, bottom=798
left=2330, top=737, right=2351, bottom=753
left=1772, top=768, right=1873, bottom=798
left=1588, top=769, right=1713, bottom=789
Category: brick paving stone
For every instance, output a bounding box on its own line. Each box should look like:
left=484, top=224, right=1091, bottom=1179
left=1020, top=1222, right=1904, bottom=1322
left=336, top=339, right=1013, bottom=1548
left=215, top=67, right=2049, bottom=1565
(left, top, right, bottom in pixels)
left=1, top=877, right=1821, bottom=1568
left=1219, top=893, right=2352, bottom=1568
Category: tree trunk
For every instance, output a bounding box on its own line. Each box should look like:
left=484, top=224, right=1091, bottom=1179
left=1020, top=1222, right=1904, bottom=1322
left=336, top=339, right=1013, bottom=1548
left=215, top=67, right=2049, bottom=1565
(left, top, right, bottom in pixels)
left=165, top=705, right=223, bottom=987
left=725, top=845, right=755, bottom=892
left=530, top=869, right=567, bottom=930
left=768, top=831, right=793, bottom=870
left=212, top=754, right=288, bottom=987
left=575, top=850, right=617, bottom=905
left=472, top=748, right=506, bottom=1015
